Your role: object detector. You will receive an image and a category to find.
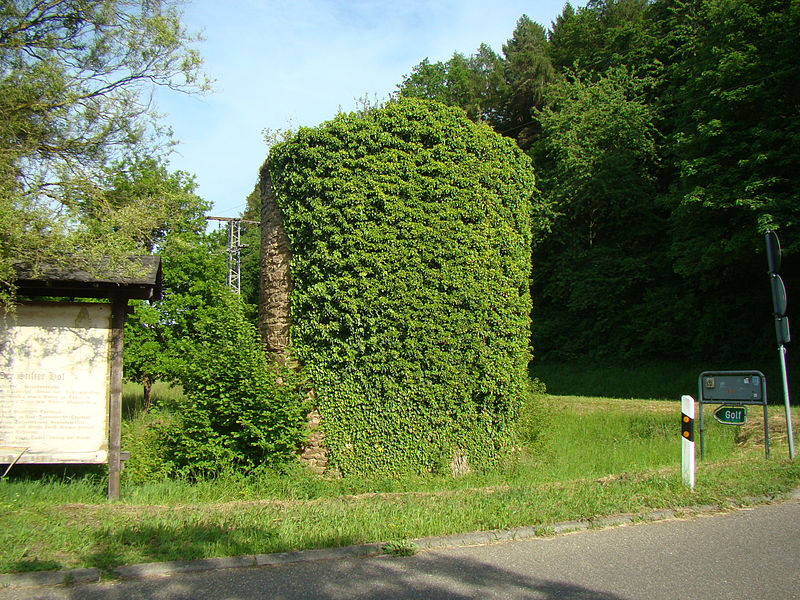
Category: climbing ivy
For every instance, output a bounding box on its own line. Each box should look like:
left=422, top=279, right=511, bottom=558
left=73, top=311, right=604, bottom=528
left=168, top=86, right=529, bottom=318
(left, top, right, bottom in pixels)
left=268, top=98, right=540, bottom=475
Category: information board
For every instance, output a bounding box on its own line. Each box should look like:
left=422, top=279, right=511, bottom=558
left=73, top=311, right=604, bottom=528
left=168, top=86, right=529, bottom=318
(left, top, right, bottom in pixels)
left=701, top=374, right=763, bottom=402
left=697, top=370, right=768, bottom=460
left=0, top=303, right=112, bottom=464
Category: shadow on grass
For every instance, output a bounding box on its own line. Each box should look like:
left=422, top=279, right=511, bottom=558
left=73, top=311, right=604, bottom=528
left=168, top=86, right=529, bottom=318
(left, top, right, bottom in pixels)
left=531, top=359, right=800, bottom=401
left=5, top=558, right=62, bottom=573
left=84, top=522, right=280, bottom=570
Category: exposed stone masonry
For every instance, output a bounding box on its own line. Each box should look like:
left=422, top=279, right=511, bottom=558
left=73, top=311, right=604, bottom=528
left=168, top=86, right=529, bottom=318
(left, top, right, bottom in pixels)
left=298, top=407, right=328, bottom=475
left=257, top=162, right=292, bottom=360
left=258, top=161, right=330, bottom=475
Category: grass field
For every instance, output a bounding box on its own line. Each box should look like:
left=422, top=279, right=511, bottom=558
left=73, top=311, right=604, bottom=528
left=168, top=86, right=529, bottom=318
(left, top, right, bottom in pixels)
left=1, top=387, right=798, bottom=575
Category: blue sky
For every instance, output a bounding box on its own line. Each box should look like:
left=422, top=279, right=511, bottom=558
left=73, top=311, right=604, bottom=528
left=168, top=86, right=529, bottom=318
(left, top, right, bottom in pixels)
left=158, top=1, right=575, bottom=218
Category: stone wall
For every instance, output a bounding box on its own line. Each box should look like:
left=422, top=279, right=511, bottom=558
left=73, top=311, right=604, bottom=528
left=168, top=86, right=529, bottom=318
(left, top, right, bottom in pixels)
left=298, top=406, right=329, bottom=475
left=258, top=161, right=292, bottom=359
left=258, top=161, right=331, bottom=475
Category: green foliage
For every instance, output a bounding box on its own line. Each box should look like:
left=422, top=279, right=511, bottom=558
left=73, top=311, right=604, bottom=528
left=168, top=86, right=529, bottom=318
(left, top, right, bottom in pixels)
left=548, top=0, right=652, bottom=72
left=396, top=58, right=450, bottom=103
left=113, top=162, right=307, bottom=480
left=0, top=0, right=208, bottom=303
left=123, top=204, right=308, bottom=479
left=121, top=158, right=222, bottom=406
left=95, top=156, right=211, bottom=251
left=121, top=409, right=180, bottom=484
left=137, top=294, right=311, bottom=480
left=531, top=66, right=668, bottom=359
left=499, top=15, right=556, bottom=148
left=382, top=539, right=419, bottom=556
left=397, top=46, right=509, bottom=125
left=649, top=0, right=800, bottom=358
left=535, top=67, right=659, bottom=228
left=0, top=0, right=208, bottom=196
left=512, top=378, right=551, bottom=453
left=397, top=0, right=799, bottom=363
left=268, top=98, right=541, bottom=476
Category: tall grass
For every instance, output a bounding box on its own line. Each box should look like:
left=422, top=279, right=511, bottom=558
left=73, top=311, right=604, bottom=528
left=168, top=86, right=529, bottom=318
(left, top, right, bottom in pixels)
left=3, top=394, right=790, bottom=503
left=122, top=381, right=185, bottom=417
left=526, top=396, right=740, bottom=482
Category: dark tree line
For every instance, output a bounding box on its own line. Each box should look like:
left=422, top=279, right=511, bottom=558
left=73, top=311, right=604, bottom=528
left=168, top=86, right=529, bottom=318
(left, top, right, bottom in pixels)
left=397, top=0, right=800, bottom=363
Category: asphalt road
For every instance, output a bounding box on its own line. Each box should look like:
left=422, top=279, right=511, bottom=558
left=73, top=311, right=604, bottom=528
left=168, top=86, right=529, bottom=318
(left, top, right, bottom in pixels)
left=2, top=499, right=799, bottom=600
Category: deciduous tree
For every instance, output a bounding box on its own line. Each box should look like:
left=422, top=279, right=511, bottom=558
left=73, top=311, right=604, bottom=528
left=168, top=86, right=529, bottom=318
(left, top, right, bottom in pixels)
left=533, top=67, right=667, bottom=358
left=0, top=0, right=209, bottom=301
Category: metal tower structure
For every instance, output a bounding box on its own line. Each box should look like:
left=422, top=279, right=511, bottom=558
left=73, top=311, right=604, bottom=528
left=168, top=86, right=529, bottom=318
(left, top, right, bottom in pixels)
left=206, top=217, right=260, bottom=294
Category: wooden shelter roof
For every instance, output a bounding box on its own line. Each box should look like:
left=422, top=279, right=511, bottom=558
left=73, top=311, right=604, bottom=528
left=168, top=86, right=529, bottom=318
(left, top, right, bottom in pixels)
left=11, top=256, right=162, bottom=301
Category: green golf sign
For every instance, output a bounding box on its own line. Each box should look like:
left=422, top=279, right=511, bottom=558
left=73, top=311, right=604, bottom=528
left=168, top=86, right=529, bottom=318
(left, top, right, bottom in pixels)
left=713, top=405, right=747, bottom=425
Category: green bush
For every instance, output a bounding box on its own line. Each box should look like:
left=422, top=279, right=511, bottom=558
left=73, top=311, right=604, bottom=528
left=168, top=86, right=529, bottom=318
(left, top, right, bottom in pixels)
left=268, top=98, right=543, bottom=475
left=513, top=378, right=551, bottom=451
left=121, top=409, right=178, bottom=484
left=126, top=294, right=311, bottom=480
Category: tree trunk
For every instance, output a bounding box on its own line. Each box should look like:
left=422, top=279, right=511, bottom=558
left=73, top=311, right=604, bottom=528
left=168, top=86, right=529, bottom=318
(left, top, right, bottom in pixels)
left=142, top=377, right=152, bottom=413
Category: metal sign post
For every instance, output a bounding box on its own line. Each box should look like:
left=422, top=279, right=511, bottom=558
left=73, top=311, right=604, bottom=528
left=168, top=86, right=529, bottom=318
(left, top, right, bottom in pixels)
left=765, top=231, right=795, bottom=460
left=778, top=346, right=795, bottom=459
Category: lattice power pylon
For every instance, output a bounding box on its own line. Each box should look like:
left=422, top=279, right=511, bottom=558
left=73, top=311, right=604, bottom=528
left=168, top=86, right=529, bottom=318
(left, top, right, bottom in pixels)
left=206, top=216, right=260, bottom=294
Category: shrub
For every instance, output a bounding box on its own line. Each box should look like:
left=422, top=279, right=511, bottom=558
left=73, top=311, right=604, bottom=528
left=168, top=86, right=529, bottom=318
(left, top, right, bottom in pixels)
left=267, top=98, right=543, bottom=475
left=514, top=378, right=551, bottom=449
left=121, top=409, right=178, bottom=484
left=131, top=294, right=311, bottom=480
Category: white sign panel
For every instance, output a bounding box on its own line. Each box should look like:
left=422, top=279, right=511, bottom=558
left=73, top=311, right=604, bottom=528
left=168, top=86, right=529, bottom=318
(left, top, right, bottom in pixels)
left=0, top=303, right=112, bottom=464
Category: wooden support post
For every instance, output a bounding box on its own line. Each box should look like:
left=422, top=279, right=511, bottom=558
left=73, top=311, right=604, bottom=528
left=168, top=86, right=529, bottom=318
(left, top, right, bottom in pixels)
left=107, top=296, right=126, bottom=500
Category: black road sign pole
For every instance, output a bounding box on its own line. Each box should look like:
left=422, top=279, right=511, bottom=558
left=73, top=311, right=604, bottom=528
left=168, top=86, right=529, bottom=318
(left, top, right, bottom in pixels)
left=764, top=393, right=770, bottom=460
left=699, top=401, right=705, bottom=461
